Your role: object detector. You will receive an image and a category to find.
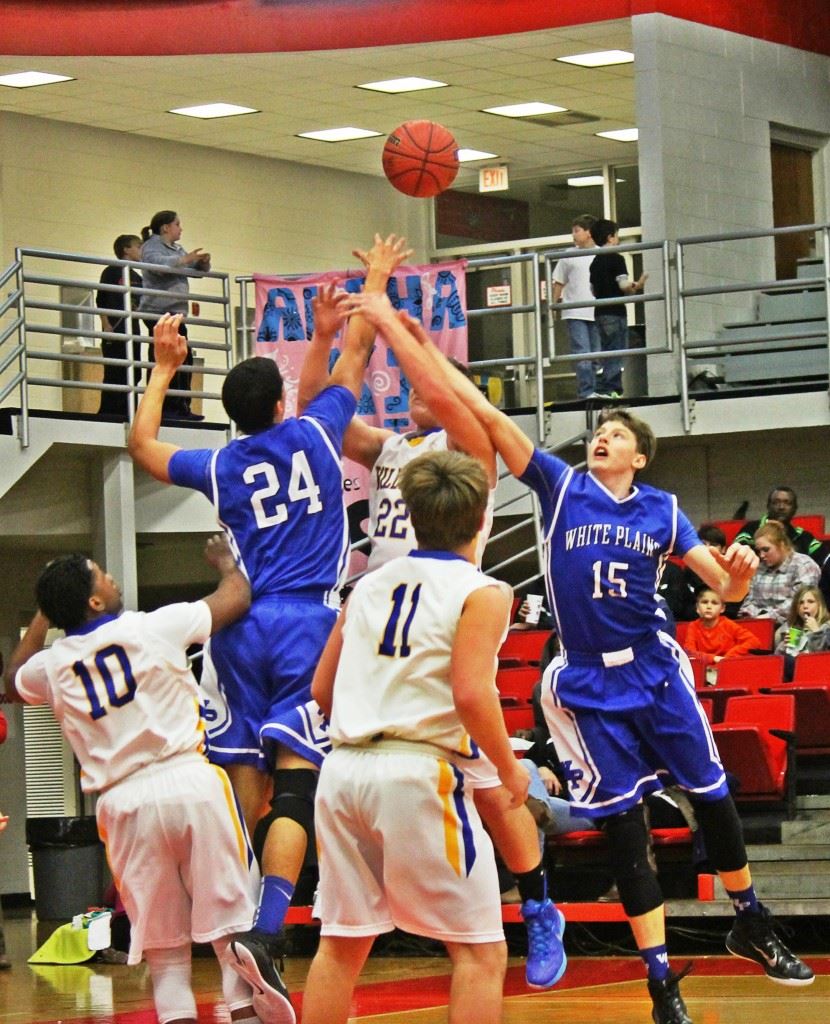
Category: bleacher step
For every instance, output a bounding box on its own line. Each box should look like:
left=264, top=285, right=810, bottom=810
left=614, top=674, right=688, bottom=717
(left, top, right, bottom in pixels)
left=781, top=819, right=830, bottom=844
left=666, top=896, right=830, bottom=917
left=796, top=794, right=830, bottom=812
left=707, top=873, right=830, bottom=899
left=745, top=842, right=830, bottom=861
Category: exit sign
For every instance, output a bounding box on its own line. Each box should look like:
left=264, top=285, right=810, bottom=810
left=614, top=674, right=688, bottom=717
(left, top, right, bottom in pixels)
left=479, top=165, right=509, bottom=192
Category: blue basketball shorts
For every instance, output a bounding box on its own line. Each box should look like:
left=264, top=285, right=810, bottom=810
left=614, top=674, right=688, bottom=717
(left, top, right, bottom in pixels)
left=199, top=595, right=337, bottom=770
left=541, top=633, right=729, bottom=818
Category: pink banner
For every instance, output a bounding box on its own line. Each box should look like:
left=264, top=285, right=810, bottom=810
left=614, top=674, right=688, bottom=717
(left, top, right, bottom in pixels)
left=253, top=259, right=468, bottom=571
left=254, top=259, right=467, bottom=420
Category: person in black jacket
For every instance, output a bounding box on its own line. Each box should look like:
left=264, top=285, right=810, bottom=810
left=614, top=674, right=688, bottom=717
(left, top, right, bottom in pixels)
left=96, top=234, right=143, bottom=418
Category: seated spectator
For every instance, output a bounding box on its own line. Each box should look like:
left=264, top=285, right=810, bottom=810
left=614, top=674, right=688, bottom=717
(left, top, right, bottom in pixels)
left=738, top=521, right=820, bottom=625
left=775, top=585, right=830, bottom=658
left=657, top=558, right=695, bottom=622
left=735, top=486, right=824, bottom=564
left=682, top=587, right=758, bottom=665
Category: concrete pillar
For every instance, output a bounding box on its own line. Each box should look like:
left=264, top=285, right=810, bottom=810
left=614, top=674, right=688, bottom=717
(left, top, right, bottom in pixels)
left=91, top=450, right=138, bottom=609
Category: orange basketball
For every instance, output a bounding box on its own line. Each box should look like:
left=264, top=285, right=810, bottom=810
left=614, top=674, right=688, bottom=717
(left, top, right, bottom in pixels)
left=382, top=120, right=459, bottom=198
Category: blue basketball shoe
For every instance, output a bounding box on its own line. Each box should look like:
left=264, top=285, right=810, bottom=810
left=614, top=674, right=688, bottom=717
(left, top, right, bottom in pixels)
left=521, top=897, right=567, bottom=989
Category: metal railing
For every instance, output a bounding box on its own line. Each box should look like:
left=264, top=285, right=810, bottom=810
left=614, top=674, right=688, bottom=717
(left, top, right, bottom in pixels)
left=0, top=257, right=27, bottom=442
left=543, top=237, right=673, bottom=370
left=676, top=222, right=830, bottom=431
left=1, top=247, right=235, bottom=446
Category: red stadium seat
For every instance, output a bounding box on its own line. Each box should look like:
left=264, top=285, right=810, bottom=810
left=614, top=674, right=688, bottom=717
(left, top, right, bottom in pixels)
left=714, top=654, right=784, bottom=690
left=792, top=514, right=825, bottom=537
left=735, top=618, right=776, bottom=652
left=698, top=696, right=714, bottom=723
left=496, top=665, right=539, bottom=703
left=712, top=694, right=796, bottom=814
left=501, top=704, right=535, bottom=733
left=792, top=651, right=830, bottom=684
left=761, top=683, right=830, bottom=755
left=498, top=629, right=550, bottom=666
left=695, top=685, right=749, bottom=723
left=688, top=658, right=707, bottom=688
left=711, top=519, right=744, bottom=545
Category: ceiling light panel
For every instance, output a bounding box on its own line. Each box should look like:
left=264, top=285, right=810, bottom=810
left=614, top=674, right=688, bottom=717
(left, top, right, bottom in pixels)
left=483, top=102, right=568, bottom=118
left=297, top=127, right=382, bottom=142
left=0, top=71, right=74, bottom=88
left=169, top=103, right=258, bottom=119
left=595, top=127, right=639, bottom=142
left=556, top=50, right=634, bottom=68
left=357, top=77, right=448, bottom=93
left=457, top=148, right=498, bottom=162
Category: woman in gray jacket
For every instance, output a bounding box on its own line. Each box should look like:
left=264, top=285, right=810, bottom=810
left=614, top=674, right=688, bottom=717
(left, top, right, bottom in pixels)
left=140, top=210, right=210, bottom=419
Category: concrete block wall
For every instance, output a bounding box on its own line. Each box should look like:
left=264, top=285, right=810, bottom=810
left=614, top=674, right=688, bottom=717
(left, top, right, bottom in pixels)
left=633, top=14, right=830, bottom=396
left=0, top=111, right=430, bottom=413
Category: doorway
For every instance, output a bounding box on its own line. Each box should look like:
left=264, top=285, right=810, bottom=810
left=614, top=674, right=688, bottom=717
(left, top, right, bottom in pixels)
left=771, top=142, right=815, bottom=280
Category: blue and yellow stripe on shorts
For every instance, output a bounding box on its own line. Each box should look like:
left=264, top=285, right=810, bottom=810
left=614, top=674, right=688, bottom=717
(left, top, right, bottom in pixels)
left=212, top=763, right=256, bottom=870
left=437, top=759, right=477, bottom=877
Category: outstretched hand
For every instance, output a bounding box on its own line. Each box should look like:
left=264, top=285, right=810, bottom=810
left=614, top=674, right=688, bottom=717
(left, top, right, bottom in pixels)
left=341, top=289, right=398, bottom=327
left=152, top=314, right=188, bottom=372
left=711, top=542, right=758, bottom=583
left=353, top=233, right=413, bottom=275
left=311, top=283, right=350, bottom=341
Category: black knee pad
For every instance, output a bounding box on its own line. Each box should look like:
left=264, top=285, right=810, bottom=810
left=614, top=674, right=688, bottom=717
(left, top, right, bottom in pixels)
left=252, top=768, right=318, bottom=865
left=691, top=795, right=747, bottom=873
left=601, top=805, right=664, bottom=918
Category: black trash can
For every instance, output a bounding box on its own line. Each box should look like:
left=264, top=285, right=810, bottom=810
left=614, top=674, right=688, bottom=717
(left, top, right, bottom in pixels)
left=26, top=816, right=105, bottom=921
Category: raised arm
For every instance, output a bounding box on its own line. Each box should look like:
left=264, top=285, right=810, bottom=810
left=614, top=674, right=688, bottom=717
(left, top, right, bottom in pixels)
left=683, top=542, right=759, bottom=605
left=200, top=533, right=251, bottom=633
left=4, top=610, right=50, bottom=701
left=327, top=235, right=412, bottom=400
left=349, top=292, right=534, bottom=480
left=296, top=282, right=350, bottom=413
left=127, top=314, right=187, bottom=482
left=343, top=292, right=500, bottom=485
left=297, top=233, right=412, bottom=414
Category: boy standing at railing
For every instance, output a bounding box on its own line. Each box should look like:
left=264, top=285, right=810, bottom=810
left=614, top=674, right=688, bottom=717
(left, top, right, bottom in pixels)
left=588, top=218, right=647, bottom=398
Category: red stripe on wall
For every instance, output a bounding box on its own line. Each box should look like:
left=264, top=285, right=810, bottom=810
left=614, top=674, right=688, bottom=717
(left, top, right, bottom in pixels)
left=1, top=1, right=828, bottom=57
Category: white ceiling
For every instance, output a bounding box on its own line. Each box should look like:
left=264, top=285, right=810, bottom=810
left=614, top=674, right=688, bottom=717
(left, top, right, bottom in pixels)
left=0, top=19, right=636, bottom=191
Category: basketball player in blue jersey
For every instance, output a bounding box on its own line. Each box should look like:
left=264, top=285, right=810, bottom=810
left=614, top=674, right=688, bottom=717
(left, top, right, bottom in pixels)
left=305, top=290, right=568, bottom=990
left=128, top=249, right=398, bottom=1019
left=342, top=304, right=816, bottom=1024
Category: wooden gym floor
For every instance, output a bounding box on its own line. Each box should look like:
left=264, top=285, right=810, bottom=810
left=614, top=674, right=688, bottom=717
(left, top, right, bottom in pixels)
left=1, top=911, right=828, bottom=1023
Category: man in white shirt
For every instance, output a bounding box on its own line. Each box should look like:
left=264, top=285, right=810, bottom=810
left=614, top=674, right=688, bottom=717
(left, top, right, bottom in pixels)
left=551, top=214, right=600, bottom=399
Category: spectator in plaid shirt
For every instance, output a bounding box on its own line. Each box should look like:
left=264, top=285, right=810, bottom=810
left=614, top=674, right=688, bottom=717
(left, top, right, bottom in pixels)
left=738, top=521, right=820, bottom=625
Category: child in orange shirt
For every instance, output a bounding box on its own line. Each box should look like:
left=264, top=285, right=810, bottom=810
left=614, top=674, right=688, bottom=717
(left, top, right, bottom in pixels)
left=683, top=588, right=758, bottom=665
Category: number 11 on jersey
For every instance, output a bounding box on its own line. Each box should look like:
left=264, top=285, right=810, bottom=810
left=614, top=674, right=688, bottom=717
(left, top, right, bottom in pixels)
left=378, top=583, right=422, bottom=657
